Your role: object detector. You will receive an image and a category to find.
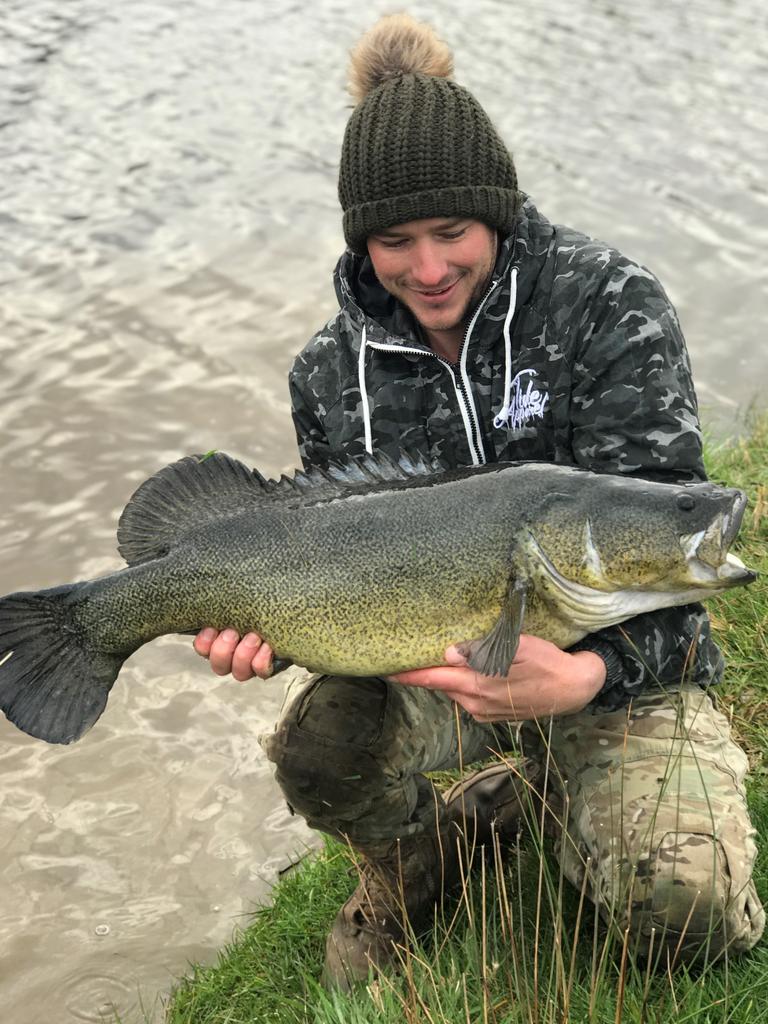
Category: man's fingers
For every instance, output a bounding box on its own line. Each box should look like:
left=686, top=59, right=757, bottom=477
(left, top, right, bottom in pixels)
left=231, top=633, right=263, bottom=681
left=449, top=642, right=474, bottom=664
left=388, top=668, right=439, bottom=686
left=209, top=628, right=241, bottom=675
left=194, top=627, right=219, bottom=657
left=391, top=667, right=473, bottom=690
left=194, top=628, right=272, bottom=681
left=251, top=641, right=274, bottom=678
left=387, top=646, right=469, bottom=687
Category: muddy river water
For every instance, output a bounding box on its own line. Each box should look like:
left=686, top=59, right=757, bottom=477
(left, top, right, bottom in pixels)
left=0, top=1, right=766, bottom=1020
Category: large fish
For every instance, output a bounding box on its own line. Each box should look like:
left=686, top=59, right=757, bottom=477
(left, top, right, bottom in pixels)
left=0, top=452, right=756, bottom=745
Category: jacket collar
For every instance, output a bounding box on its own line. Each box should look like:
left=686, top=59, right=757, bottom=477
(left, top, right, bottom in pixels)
left=333, top=196, right=555, bottom=354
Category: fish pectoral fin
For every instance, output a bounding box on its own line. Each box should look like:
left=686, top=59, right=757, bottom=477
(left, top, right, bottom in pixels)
left=465, top=578, right=527, bottom=678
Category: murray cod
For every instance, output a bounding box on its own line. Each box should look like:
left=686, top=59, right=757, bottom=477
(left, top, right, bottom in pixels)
left=0, top=451, right=756, bottom=745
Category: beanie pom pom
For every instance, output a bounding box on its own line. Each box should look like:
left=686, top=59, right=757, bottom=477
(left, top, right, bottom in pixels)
left=347, top=13, right=453, bottom=105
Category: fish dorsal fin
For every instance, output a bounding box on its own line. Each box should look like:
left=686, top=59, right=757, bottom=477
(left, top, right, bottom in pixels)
left=291, top=449, right=439, bottom=495
left=117, top=449, right=442, bottom=566
left=117, top=453, right=270, bottom=565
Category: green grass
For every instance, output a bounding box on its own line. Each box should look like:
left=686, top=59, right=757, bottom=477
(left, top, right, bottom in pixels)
left=161, top=419, right=768, bottom=1024
left=703, top=417, right=768, bottom=770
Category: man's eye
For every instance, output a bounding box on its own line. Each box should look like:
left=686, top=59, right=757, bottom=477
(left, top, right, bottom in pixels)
left=378, top=237, right=407, bottom=248
left=439, top=229, right=466, bottom=240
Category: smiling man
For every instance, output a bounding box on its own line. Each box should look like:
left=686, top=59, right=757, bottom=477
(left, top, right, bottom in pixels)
left=195, top=13, right=764, bottom=990
left=366, top=217, right=498, bottom=362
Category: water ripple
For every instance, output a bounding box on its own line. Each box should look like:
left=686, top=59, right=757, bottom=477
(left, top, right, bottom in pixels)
left=0, top=1, right=766, bottom=1021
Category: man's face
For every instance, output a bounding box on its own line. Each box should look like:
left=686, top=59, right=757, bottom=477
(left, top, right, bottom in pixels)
left=366, top=218, right=497, bottom=340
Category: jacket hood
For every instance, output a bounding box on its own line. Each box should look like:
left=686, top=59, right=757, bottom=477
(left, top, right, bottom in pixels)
left=332, top=196, right=556, bottom=352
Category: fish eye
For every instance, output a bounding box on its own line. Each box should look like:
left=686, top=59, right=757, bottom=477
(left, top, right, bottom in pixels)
left=677, top=493, right=696, bottom=512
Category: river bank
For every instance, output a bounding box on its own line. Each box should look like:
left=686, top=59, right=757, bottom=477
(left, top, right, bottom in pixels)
left=3, top=4, right=767, bottom=1019
left=160, top=419, right=768, bottom=1024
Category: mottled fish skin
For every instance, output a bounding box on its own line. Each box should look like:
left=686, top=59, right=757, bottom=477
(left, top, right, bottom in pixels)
left=45, top=460, right=751, bottom=675
left=0, top=455, right=755, bottom=744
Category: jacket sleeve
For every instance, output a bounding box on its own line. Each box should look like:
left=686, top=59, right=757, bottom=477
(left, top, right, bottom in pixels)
left=566, top=259, right=724, bottom=706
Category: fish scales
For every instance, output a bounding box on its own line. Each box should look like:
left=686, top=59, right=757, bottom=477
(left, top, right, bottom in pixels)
left=0, top=452, right=756, bottom=744
left=74, top=471, right=517, bottom=674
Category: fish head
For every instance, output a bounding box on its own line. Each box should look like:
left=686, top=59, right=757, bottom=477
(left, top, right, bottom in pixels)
left=529, top=475, right=756, bottom=596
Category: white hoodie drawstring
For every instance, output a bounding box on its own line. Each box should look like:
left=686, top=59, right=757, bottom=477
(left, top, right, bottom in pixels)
left=359, top=265, right=518, bottom=453
left=358, top=322, right=373, bottom=454
left=492, top=266, right=519, bottom=429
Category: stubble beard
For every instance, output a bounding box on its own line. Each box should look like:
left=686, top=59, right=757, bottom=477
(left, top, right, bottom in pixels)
left=410, top=262, right=496, bottom=335
left=453, top=268, right=495, bottom=330
left=375, top=228, right=500, bottom=337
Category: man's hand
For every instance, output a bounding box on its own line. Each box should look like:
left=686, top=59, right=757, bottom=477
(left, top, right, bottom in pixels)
left=193, top=628, right=274, bottom=681
left=389, top=634, right=607, bottom=721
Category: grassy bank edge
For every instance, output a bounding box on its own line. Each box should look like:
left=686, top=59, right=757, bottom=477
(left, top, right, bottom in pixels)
left=160, top=418, right=768, bottom=1024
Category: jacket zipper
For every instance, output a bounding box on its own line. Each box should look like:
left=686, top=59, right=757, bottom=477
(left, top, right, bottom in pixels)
left=456, top=280, right=499, bottom=464
left=364, top=339, right=476, bottom=464
left=366, top=279, right=500, bottom=467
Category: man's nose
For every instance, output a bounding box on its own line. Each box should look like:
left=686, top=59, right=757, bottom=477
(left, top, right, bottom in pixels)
left=410, top=243, right=449, bottom=288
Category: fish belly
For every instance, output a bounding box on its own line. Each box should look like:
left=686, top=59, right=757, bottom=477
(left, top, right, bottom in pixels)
left=270, top=598, right=504, bottom=677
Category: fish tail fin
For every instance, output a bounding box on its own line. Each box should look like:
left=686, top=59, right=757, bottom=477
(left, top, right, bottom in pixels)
left=0, top=585, right=125, bottom=744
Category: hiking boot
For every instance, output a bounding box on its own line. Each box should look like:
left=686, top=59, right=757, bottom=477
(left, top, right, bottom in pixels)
left=322, top=830, right=460, bottom=991
left=443, top=758, right=551, bottom=847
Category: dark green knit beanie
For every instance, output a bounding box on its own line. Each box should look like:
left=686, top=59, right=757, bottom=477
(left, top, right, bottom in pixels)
left=339, top=14, right=520, bottom=254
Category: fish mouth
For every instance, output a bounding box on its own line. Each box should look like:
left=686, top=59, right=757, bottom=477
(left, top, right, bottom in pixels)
left=526, top=533, right=731, bottom=635
left=681, top=491, right=757, bottom=587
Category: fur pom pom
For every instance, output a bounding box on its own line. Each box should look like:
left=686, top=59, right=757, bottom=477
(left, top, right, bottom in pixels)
left=348, top=13, right=453, bottom=105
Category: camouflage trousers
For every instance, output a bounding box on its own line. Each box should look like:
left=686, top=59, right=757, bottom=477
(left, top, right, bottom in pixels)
left=261, top=675, right=764, bottom=962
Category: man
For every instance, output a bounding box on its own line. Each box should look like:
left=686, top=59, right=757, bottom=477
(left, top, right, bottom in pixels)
left=195, top=14, right=763, bottom=989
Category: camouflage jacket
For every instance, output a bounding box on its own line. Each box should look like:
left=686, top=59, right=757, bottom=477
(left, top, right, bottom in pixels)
left=288, top=197, right=724, bottom=707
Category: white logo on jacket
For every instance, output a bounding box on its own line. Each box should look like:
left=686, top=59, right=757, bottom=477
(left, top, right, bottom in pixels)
left=494, top=369, right=549, bottom=431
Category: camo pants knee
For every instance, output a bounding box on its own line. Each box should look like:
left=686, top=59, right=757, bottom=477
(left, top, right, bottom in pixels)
left=260, top=673, right=505, bottom=843
left=262, top=677, right=764, bottom=961
left=541, top=686, right=765, bottom=962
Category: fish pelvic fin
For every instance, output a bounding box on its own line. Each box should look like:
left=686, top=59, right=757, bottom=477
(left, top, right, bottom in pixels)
left=117, top=449, right=443, bottom=566
left=0, top=586, right=124, bottom=744
left=464, top=578, right=528, bottom=678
